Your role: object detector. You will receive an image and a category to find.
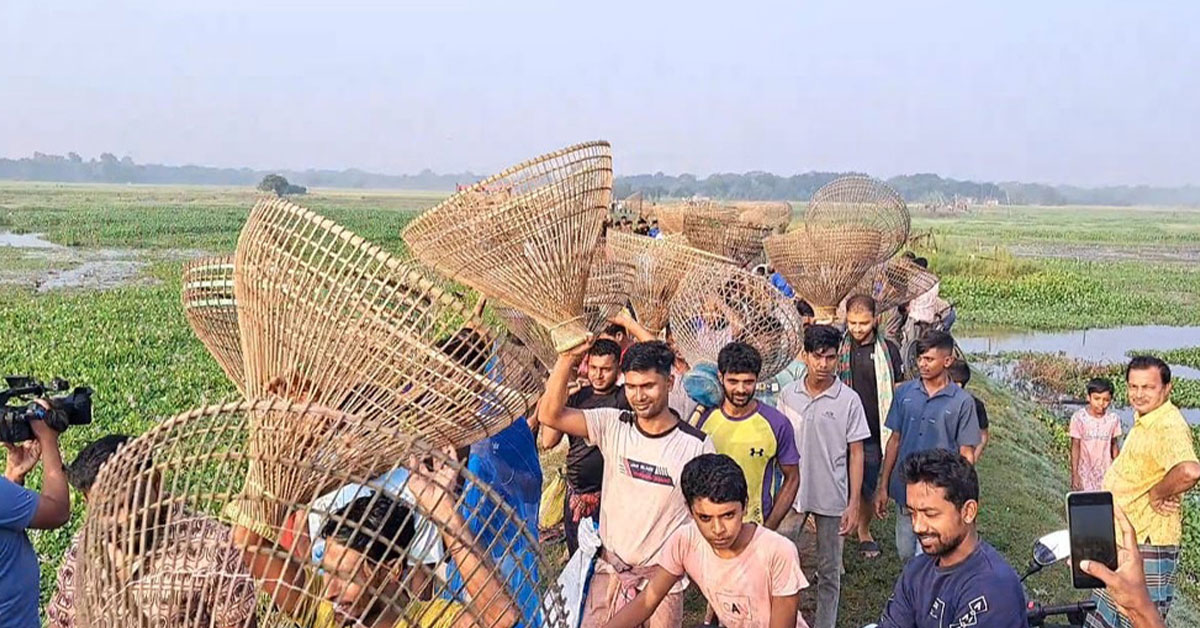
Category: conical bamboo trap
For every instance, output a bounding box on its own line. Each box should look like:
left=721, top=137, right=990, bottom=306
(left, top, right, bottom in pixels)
left=493, top=306, right=558, bottom=374
left=804, top=175, right=910, bottom=265
left=181, top=255, right=244, bottom=394
left=605, top=231, right=734, bottom=335
left=235, top=198, right=543, bottom=449
left=77, top=399, right=568, bottom=628
left=402, top=141, right=613, bottom=353
left=733, top=201, right=792, bottom=232
left=851, top=255, right=939, bottom=312
left=765, top=226, right=883, bottom=322
left=669, top=266, right=804, bottom=379
left=681, top=213, right=775, bottom=268
left=650, top=202, right=688, bottom=234
left=493, top=243, right=633, bottom=373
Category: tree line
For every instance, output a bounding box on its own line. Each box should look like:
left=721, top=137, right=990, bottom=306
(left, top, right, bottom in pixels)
left=2, top=151, right=1197, bottom=207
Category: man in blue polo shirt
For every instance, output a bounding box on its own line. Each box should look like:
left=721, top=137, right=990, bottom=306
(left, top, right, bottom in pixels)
left=874, top=330, right=979, bottom=562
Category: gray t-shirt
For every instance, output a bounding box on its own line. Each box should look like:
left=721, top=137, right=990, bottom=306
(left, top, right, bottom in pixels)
left=779, top=378, right=871, bottom=517
left=884, top=379, right=981, bottom=507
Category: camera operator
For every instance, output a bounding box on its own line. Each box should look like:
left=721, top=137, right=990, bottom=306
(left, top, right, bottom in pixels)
left=1, top=399, right=71, bottom=628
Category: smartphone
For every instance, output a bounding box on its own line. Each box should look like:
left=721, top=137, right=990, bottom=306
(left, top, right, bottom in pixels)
left=1067, top=491, right=1118, bottom=589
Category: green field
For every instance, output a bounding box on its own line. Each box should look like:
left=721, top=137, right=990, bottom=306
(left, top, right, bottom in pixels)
left=4, top=184, right=1200, bottom=625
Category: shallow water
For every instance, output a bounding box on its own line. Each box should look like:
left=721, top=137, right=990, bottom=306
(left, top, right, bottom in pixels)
left=0, top=231, right=61, bottom=249
left=960, top=326, right=1200, bottom=379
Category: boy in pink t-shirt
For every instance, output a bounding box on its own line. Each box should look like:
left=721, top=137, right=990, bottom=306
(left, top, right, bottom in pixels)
left=1069, top=377, right=1122, bottom=492
left=604, top=454, right=810, bottom=628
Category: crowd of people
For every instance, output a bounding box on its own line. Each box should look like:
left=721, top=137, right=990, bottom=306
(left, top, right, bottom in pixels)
left=1, top=282, right=1197, bottom=628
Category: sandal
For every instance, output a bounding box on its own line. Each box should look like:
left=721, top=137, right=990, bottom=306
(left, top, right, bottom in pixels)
left=860, top=540, right=881, bottom=560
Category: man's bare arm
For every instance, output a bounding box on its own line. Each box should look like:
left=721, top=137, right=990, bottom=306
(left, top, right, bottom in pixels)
left=537, top=347, right=593, bottom=439
left=764, top=464, right=799, bottom=530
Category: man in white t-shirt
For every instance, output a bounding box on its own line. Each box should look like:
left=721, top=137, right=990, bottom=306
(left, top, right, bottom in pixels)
left=603, top=453, right=809, bottom=628
left=540, top=339, right=716, bottom=628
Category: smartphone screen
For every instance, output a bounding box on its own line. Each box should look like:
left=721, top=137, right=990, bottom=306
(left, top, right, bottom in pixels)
left=1067, top=491, right=1117, bottom=589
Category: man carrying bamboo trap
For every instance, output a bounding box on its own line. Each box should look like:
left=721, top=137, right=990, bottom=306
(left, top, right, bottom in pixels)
left=539, top=340, right=716, bottom=628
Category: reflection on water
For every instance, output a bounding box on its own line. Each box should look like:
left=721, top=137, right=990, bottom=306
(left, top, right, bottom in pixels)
left=960, top=326, right=1200, bottom=379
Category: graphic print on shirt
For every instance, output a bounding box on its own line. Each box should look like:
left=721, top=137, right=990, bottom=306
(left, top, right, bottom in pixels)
left=928, top=595, right=989, bottom=628
left=714, top=592, right=756, bottom=626
left=622, top=458, right=675, bottom=486
left=749, top=447, right=765, bottom=457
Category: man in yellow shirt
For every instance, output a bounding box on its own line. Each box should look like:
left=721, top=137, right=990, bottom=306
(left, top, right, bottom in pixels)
left=695, top=342, right=800, bottom=530
left=1088, top=356, right=1200, bottom=628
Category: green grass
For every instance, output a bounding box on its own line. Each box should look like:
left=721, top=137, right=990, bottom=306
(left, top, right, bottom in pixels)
left=0, top=182, right=440, bottom=251
left=1133, top=347, right=1200, bottom=370
left=924, top=244, right=1200, bottom=331
left=997, top=352, right=1200, bottom=409
left=913, top=204, right=1200, bottom=248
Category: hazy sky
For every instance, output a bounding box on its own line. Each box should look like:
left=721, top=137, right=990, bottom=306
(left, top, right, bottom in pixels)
left=2, top=1, right=1197, bottom=186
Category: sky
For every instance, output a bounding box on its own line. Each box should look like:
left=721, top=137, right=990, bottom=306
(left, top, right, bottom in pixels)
left=2, top=1, right=1197, bottom=186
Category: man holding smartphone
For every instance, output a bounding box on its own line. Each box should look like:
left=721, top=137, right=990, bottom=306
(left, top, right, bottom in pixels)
left=1087, top=357, right=1200, bottom=628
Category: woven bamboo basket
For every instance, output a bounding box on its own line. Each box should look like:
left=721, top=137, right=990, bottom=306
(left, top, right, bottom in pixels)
left=77, top=399, right=568, bottom=628
left=669, top=266, right=804, bottom=379
left=851, top=256, right=939, bottom=312
left=584, top=239, right=635, bottom=330
left=181, top=255, right=244, bottom=393
left=494, top=306, right=558, bottom=374
left=234, top=198, right=543, bottom=449
left=734, top=201, right=793, bottom=232
left=402, top=142, right=612, bottom=353
left=804, top=175, right=910, bottom=264
left=605, top=231, right=734, bottom=335
left=681, top=213, right=775, bottom=268
left=764, top=225, right=883, bottom=322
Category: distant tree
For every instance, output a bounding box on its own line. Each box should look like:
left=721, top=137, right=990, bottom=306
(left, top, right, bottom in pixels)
left=257, top=173, right=307, bottom=196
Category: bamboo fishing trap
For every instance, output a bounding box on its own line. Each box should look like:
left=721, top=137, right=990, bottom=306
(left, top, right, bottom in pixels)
left=77, top=399, right=568, bottom=628
left=402, top=141, right=613, bottom=354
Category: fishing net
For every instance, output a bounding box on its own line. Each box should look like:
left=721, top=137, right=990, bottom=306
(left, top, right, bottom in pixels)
left=804, top=175, right=910, bottom=264
left=605, top=231, right=733, bottom=335
left=77, top=399, right=567, bottom=628
left=234, top=198, right=543, bottom=448
left=851, top=256, right=939, bottom=312
left=402, top=141, right=612, bottom=353
left=182, top=255, right=244, bottom=394
left=669, top=266, right=804, bottom=379
left=681, top=213, right=775, bottom=268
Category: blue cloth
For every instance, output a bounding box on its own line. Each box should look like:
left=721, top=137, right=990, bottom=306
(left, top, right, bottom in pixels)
left=878, top=540, right=1027, bottom=628
left=884, top=380, right=980, bottom=507
left=0, top=478, right=40, bottom=628
left=648, top=227, right=661, bottom=238
left=447, top=420, right=543, bottom=627
left=769, top=271, right=795, bottom=298
left=682, top=363, right=723, bottom=410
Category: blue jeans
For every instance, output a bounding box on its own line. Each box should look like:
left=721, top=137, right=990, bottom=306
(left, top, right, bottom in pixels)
left=895, top=504, right=920, bottom=562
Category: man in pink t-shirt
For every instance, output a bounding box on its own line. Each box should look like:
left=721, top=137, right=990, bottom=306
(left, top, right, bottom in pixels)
left=603, top=454, right=810, bottom=628
left=1069, top=377, right=1123, bottom=491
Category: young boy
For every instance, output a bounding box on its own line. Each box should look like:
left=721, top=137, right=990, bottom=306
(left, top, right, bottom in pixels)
left=947, top=359, right=989, bottom=461
left=604, top=453, right=809, bottom=628
left=1069, top=377, right=1122, bottom=492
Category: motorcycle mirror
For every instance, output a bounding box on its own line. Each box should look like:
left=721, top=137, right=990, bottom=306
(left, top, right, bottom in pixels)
left=1033, top=529, right=1071, bottom=566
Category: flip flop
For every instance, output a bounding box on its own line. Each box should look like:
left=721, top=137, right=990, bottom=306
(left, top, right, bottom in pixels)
left=860, top=540, right=881, bottom=559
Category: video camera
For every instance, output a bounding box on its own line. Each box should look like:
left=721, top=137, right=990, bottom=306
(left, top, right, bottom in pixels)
left=0, top=376, right=93, bottom=444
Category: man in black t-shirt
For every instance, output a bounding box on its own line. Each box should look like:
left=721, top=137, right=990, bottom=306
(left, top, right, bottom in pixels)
left=541, top=338, right=629, bottom=554
left=843, top=295, right=905, bottom=559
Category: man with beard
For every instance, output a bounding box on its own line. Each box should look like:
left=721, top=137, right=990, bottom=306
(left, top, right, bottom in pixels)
left=695, top=342, right=799, bottom=530
left=875, top=330, right=979, bottom=563
left=841, top=295, right=904, bottom=560
left=778, top=325, right=871, bottom=628
left=877, top=449, right=1026, bottom=628
left=539, top=340, right=716, bottom=628
left=541, top=338, right=630, bottom=554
